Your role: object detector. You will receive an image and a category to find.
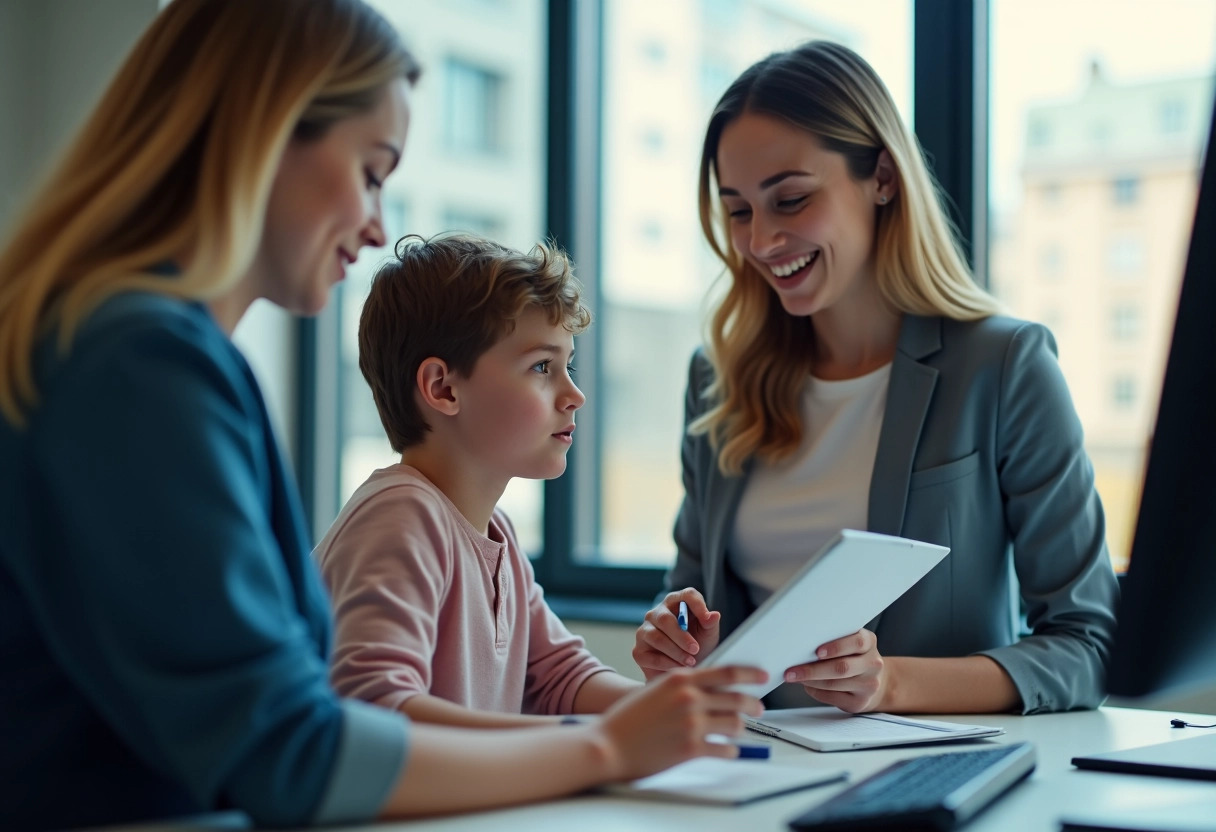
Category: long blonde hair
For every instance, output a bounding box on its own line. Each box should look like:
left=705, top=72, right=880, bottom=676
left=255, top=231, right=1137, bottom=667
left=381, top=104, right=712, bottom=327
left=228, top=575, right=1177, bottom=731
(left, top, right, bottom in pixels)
left=0, top=0, right=419, bottom=427
left=695, top=40, right=1002, bottom=475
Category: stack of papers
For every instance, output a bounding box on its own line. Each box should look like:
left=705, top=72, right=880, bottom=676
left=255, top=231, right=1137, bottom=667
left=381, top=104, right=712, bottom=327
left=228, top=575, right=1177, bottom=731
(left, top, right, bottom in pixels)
left=745, top=707, right=1004, bottom=752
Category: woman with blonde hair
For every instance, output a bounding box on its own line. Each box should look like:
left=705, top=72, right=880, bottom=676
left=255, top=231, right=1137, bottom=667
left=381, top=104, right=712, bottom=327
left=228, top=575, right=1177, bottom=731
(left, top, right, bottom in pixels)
left=0, top=1, right=765, bottom=829
left=633, top=40, right=1118, bottom=716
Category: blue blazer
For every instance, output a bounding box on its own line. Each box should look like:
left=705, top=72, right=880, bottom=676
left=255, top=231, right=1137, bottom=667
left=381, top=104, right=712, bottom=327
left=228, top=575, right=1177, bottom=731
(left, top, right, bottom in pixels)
left=0, top=293, right=406, bottom=830
left=667, top=314, right=1119, bottom=713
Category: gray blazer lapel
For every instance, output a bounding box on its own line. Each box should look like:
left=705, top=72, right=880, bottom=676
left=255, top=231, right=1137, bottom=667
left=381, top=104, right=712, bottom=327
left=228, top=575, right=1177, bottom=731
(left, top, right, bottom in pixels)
left=869, top=315, right=942, bottom=535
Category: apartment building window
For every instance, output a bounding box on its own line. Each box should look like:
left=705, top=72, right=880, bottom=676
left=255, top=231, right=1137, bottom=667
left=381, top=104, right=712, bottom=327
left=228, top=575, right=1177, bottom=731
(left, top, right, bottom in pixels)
left=638, top=218, right=664, bottom=245
left=1090, top=120, right=1113, bottom=147
left=1112, top=376, right=1137, bottom=408
left=444, top=57, right=505, bottom=153
left=1040, top=244, right=1064, bottom=281
left=442, top=209, right=504, bottom=238
left=640, top=126, right=666, bottom=154
left=1161, top=98, right=1187, bottom=133
left=1111, top=305, right=1141, bottom=340
left=640, top=39, right=667, bottom=65
left=1028, top=118, right=1051, bottom=147
left=1113, top=176, right=1140, bottom=205
left=1107, top=234, right=1145, bottom=278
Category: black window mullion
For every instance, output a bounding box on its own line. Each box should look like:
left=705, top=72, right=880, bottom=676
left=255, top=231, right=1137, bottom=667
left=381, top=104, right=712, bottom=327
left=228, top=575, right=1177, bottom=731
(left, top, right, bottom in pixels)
left=914, top=0, right=988, bottom=281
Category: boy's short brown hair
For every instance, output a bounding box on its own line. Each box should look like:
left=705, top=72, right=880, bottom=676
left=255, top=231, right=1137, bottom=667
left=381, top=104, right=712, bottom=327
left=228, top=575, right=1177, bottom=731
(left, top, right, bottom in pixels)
left=359, top=232, right=592, bottom=452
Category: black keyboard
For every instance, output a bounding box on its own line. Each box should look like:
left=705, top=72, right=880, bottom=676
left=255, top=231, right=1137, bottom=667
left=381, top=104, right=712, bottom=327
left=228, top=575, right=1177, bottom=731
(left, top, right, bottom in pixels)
left=788, top=742, right=1036, bottom=831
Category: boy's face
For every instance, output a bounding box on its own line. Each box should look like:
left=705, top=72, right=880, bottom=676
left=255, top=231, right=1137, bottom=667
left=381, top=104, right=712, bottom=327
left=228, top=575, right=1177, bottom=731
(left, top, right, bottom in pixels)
left=452, top=306, right=585, bottom=483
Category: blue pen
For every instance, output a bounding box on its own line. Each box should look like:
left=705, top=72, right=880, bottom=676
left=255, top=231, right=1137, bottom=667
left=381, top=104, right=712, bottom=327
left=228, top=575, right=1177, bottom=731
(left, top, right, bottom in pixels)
left=707, top=733, right=772, bottom=760
left=677, top=600, right=689, bottom=631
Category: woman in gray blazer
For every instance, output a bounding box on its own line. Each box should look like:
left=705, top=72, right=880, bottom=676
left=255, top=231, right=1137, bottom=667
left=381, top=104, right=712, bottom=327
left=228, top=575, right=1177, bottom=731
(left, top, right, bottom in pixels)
left=632, top=41, right=1118, bottom=715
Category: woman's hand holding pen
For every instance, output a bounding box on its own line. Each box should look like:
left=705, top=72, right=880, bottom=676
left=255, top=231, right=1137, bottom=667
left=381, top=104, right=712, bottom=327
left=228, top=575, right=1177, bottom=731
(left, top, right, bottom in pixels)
left=596, top=665, right=767, bottom=782
left=632, top=589, right=721, bottom=681
left=784, top=628, right=891, bottom=713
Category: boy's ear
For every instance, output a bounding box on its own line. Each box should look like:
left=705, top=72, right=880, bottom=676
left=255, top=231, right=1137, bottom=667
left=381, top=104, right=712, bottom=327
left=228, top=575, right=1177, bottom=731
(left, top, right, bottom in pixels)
left=415, top=357, right=460, bottom=417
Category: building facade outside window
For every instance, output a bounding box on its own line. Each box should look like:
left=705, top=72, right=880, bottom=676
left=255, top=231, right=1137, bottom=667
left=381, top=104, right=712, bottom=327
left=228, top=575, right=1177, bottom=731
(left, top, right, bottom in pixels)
left=990, top=0, right=1216, bottom=572
left=332, top=0, right=547, bottom=551
left=444, top=57, right=505, bottom=154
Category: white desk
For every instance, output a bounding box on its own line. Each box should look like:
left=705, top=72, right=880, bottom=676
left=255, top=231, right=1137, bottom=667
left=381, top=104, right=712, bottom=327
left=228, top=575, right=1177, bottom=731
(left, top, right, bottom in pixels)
left=360, top=707, right=1216, bottom=832
left=110, top=707, right=1216, bottom=832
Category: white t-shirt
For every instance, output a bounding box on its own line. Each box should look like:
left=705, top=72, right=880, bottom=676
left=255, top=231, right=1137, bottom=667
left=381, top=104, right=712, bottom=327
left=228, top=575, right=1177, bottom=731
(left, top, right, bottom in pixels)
left=729, top=363, right=892, bottom=607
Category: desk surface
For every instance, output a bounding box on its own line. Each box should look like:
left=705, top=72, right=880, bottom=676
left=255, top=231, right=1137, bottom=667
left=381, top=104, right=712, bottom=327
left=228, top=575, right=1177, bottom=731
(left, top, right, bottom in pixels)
left=114, top=706, right=1216, bottom=832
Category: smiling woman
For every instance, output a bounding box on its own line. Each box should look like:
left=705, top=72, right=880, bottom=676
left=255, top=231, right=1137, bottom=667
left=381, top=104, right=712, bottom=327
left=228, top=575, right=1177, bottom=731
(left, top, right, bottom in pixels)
left=715, top=118, right=900, bottom=330
left=634, top=39, right=1120, bottom=720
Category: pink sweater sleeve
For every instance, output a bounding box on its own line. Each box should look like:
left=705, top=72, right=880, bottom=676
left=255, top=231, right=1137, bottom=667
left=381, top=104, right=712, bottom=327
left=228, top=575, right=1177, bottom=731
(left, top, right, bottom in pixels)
left=504, top=516, right=612, bottom=715
left=316, top=485, right=452, bottom=713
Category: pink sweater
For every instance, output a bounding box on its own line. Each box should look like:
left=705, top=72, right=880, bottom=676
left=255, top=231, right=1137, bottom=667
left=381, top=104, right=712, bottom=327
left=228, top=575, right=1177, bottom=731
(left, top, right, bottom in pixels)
left=314, top=464, right=609, bottom=715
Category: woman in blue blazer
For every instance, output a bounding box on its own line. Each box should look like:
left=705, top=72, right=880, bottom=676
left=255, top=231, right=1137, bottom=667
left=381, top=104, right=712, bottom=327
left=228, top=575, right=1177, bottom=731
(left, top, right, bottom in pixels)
left=633, top=41, right=1118, bottom=715
left=0, top=2, right=763, bottom=829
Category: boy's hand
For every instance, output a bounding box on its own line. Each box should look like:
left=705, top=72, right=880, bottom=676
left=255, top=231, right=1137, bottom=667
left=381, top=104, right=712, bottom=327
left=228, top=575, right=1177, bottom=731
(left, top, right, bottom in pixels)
left=632, top=589, right=721, bottom=680
left=594, top=665, right=766, bottom=782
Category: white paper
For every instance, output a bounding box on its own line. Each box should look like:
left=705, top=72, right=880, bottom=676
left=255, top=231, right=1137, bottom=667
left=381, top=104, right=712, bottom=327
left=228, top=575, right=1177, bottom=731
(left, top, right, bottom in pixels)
left=745, top=706, right=1004, bottom=752
left=701, top=530, right=950, bottom=698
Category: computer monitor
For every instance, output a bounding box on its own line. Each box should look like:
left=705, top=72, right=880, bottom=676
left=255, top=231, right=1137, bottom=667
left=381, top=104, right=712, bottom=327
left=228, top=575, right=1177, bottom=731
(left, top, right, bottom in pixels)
left=1066, top=91, right=1216, bottom=792
left=1105, top=93, right=1216, bottom=702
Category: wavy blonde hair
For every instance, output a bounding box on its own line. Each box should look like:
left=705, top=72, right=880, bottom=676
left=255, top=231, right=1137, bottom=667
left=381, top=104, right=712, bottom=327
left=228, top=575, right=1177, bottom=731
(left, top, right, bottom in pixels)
left=695, top=40, right=1002, bottom=475
left=0, top=0, right=419, bottom=427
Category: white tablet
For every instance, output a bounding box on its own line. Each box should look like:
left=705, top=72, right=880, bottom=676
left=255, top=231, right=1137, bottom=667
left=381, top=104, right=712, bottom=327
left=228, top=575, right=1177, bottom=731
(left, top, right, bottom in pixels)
left=701, top=529, right=949, bottom=698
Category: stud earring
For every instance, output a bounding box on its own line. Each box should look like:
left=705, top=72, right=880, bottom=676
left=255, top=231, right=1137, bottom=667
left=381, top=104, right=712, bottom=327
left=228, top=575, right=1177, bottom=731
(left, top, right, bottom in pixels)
left=878, top=195, right=888, bottom=204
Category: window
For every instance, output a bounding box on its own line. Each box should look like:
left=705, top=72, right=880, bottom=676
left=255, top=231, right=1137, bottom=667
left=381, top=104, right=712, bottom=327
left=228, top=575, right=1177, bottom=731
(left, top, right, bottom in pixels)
left=639, top=126, right=666, bottom=154
left=1112, top=375, right=1137, bottom=408
left=1039, top=244, right=1064, bottom=281
left=1107, top=234, right=1145, bottom=278
left=444, top=57, right=505, bottom=154
left=638, top=218, right=664, bottom=245
left=1028, top=117, right=1051, bottom=148
left=1113, top=176, right=1140, bottom=205
left=442, top=209, right=504, bottom=238
left=1111, top=305, right=1141, bottom=340
left=1091, top=120, right=1114, bottom=147
left=990, top=0, right=1216, bottom=571
left=303, top=0, right=547, bottom=551
left=1161, top=98, right=1187, bottom=133
left=640, top=39, right=667, bottom=66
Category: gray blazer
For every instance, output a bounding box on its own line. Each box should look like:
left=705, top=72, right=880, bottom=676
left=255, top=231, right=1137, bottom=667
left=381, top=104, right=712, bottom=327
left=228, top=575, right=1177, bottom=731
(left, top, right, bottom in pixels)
left=667, top=314, right=1119, bottom=714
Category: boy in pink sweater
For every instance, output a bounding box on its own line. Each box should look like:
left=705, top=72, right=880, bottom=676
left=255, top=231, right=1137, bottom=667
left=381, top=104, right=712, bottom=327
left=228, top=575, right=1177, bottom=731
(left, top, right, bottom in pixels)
left=315, top=233, right=651, bottom=728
